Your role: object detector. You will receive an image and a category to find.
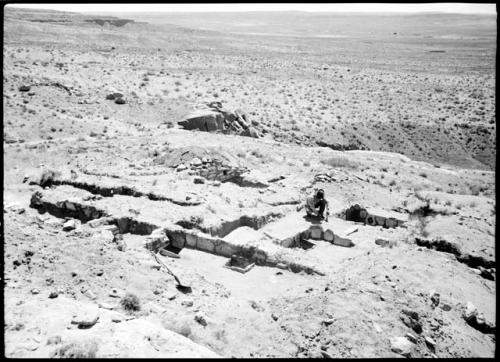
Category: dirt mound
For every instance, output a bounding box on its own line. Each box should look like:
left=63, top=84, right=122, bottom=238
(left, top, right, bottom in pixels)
left=156, top=146, right=237, bottom=168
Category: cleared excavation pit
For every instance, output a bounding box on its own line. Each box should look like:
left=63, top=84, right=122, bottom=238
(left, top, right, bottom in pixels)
left=224, top=255, right=255, bottom=273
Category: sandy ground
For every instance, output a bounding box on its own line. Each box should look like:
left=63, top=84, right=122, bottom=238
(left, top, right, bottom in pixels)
left=2, top=7, right=496, bottom=358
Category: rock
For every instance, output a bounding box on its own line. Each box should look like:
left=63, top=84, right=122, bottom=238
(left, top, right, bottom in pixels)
left=424, top=336, right=436, bottom=348
left=31, top=288, right=40, bottom=295
left=440, top=303, right=452, bottom=312
left=190, top=157, right=202, bottom=167
left=18, top=85, right=31, bottom=92
left=111, top=312, right=127, bottom=323
left=241, top=126, right=259, bottom=138
left=322, top=318, right=335, bottom=326
left=46, top=335, right=62, bottom=345
left=181, top=298, right=194, bottom=307
left=405, top=332, right=418, bottom=344
left=114, top=97, right=126, bottom=104
left=62, top=219, right=76, bottom=231
left=202, top=157, right=211, bottom=164
left=176, top=164, right=188, bottom=172
left=98, top=302, right=115, bottom=310
left=400, top=309, right=422, bottom=334
left=320, top=351, right=332, bottom=358
left=463, top=301, right=477, bottom=321
left=109, top=289, right=123, bottom=298
left=71, top=310, right=99, bottom=329
left=99, top=230, right=115, bottom=243
left=194, top=313, right=208, bottom=327
left=235, top=170, right=269, bottom=188
left=193, top=177, right=205, bottom=184
left=390, top=336, right=415, bottom=357
left=106, top=92, right=123, bottom=100
left=430, top=291, right=440, bottom=308
left=83, top=289, right=97, bottom=300
left=250, top=300, right=265, bottom=312
left=49, top=291, right=58, bottom=299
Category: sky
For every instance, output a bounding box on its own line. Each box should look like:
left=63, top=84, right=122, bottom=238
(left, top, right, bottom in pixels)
left=6, top=3, right=497, bottom=14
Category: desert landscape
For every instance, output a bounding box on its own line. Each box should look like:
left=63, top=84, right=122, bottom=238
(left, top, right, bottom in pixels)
left=2, top=5, right=496, bottom=358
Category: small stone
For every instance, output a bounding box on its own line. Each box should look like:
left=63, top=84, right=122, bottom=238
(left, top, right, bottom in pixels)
left=250, top=300, right=265, bottom=312
left=109, top=289, right=122, bottom=298
left=31, top=288, right=40, bottom=295
left=212, top=181, right=221, bottom=186
left=322, top=318, right=335, bottom=326
left=463, top=301, right=477, bottom=321
left=390, top=336, right=415, bottom=357
left=276, top=262, right=288, bottom=270
left=440, top=303, right=452, bottom=312
left=83, top=289, right=97, bottom=300
left=194, top=313, right=207, bottom=327
left=181, top=298, right=194, bottom=307
left=405, top=332, right=418, bottom=343
left=190, top=158, right=202, bottom=166
left=176, top=164, right=187, bottom=172
left=193, top=177, right=205, bottom=184
left=111, top=312, right=126, bottom=323
left=166, top=291, right=177, bottom=300
left=71, top=310, right=99, bottom=329
left=424, top=336, right=436, bottom=348
left=48, top=291, right=58, bottom=299
left=430, top=291, right=440, bottom=308
left=46, top=335, right=62, bottom=345
left=62, top=219, right=76, bottom=231
left=98, top=302, right=115, bottom=310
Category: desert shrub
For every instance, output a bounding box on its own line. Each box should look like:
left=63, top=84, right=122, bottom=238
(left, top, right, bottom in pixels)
left=120, top=293, right=141, bottom=312
left=40, top=169, right=61, bottom=187
left=320, top=156, right=358, bottom=169
left=469, top=184, right=482, bottom=196
left=250, top=150, right=263, bottom=158
left=51, top=340, right=98, bottom=358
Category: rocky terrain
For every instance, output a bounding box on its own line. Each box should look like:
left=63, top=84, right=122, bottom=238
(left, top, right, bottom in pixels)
left=3, top=7, right=496, bottom=358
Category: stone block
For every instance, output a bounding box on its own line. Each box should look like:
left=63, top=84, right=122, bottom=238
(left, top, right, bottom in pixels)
left=309, top=225, right=323, bottom=240
left=215, top=240, right=237, bottom=258
left=375, top=215, right=386, bottom=226
left=197, top=235, right=216, bottom=253
left=333, top=235, right=354, bottom=248
left=323, top=229, right=335, bottom=242
left=185, top=232, right=198, bottom=248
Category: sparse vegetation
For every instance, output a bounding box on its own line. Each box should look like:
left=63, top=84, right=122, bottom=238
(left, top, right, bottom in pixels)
left=320, top=156, right=359, bottom=169
left=120, top=293, right=141, bottom=312
left=51, top=341, right=98, bottom=358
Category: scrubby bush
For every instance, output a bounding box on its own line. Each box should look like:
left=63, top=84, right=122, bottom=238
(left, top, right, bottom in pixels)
left=320, top=156, right=359, bottom=169
left=51, top=340, right=98, bottom=358
left=120, top=293, right=141, bottom=312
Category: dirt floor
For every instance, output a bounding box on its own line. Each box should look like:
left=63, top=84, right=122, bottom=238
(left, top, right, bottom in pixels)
left=2, top=7, right=496, bottom=358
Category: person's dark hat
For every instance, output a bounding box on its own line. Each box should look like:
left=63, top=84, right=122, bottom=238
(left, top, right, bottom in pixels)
left=316, top=189, right=325, bottom=199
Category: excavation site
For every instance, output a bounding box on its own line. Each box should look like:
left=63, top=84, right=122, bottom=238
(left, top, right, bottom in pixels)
left=3, top=4, right=496, bottom=358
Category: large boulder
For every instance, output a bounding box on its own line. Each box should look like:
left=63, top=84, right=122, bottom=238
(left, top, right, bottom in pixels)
left=178, top=102, right=258, bottom=138
left=178, top=110, right=225, bottom=132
